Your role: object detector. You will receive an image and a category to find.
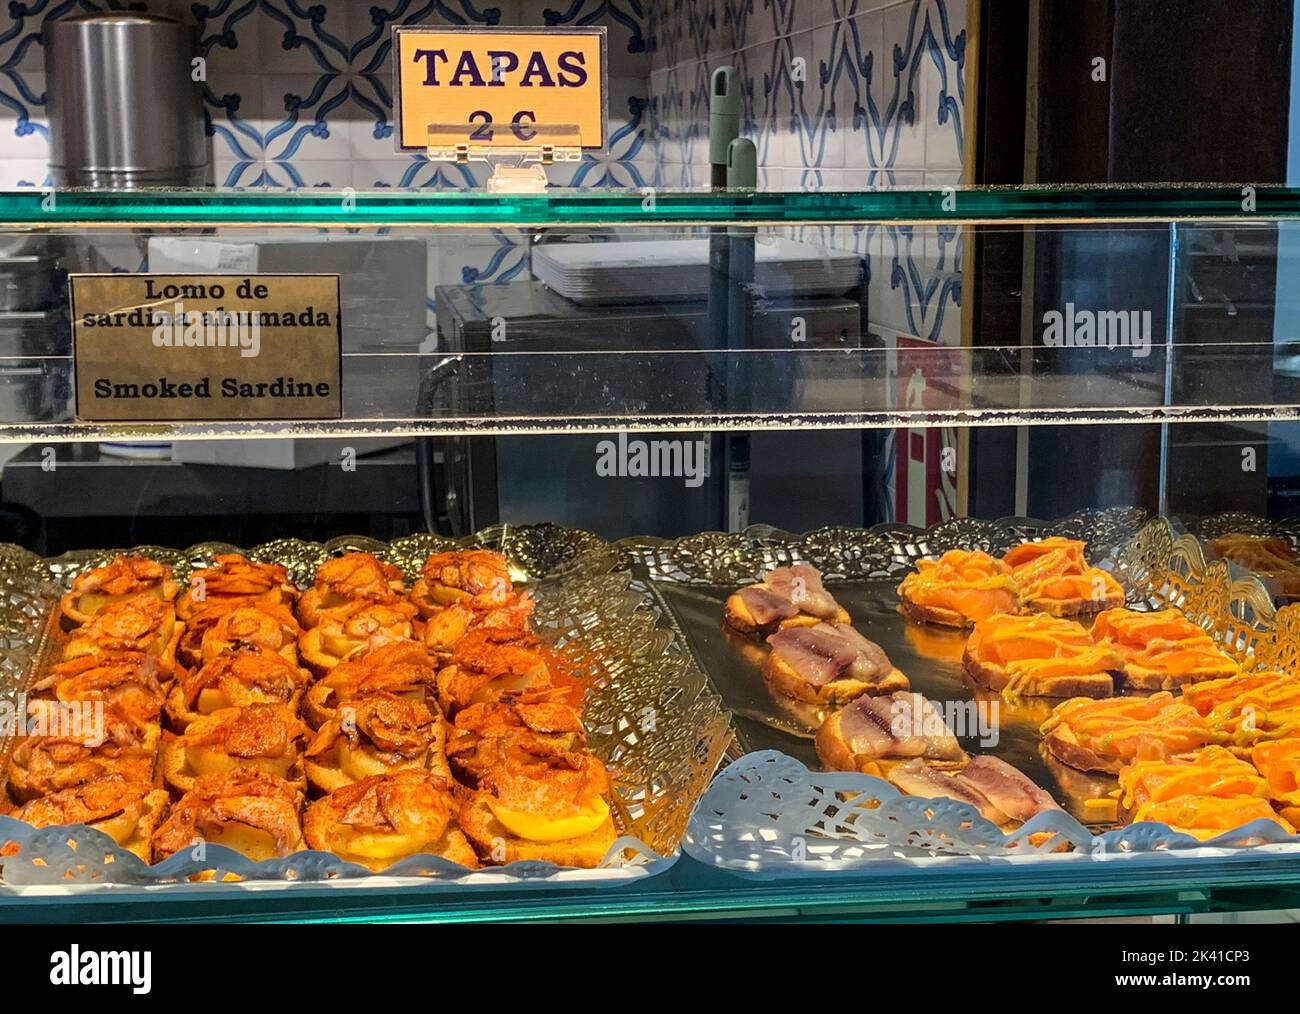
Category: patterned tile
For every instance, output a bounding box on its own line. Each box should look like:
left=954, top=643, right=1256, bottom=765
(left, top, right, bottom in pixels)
left=1, top=0, right=964, bottom=331
left=646, top=0, right=967, bottom=356
left=1, top=0, right=654, bottom=295
left=0, top=159, right=50, bottom=189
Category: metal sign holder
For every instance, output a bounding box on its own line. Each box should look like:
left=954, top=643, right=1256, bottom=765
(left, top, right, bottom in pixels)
left=426, top=122, right=584, bottom=194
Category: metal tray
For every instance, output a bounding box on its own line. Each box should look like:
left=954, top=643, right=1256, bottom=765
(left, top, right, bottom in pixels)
left=0, top=526, right=733, bottom=885
left=622, top=508, right=1300, bottom=860
left=646, top=576, right=1114, bottom=823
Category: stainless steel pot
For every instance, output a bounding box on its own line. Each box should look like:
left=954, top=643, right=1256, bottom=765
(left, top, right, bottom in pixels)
left=44, top=13, right=208, bottom=188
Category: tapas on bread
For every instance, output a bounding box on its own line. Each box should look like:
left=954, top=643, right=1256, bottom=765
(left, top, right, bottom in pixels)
left=1110, top=741, right=1297, bottom=841
left=1127, top=794, right=1294, bottom=841
left=896, top=550, right=1020, bottom=628
left=446, top=689, right=586, bottom=786
left=435, top=627, right=555, bottom=717
left=177, top=598, right=298, bottom=668
left=459, top=734, right=617, bottom=868
left=297, top=599, right=418, bottom=673
left=410, top=550, right=516, bottom=619
left=196, top=601, right=300, bottom=665
left=152, top=769, right=306, bottom=863
left=815, top=691, right=966, bottom=775
left=423, top=594, right=535, bottom=656
left=60, top=555, right=179, bottom=627
left=764, top=623, right=908, bottom=704
left=1180, top=670, right=1300, bottom=746
left=304, top=691, right=450, bottom=793
left=300, top=640, right=439, bottom=730
left=161, top=703, right=308, bottom=793
left=295, top=552, right=405, bottom=629
left=61, top=595, right=182, bottom=679
left=962, top=613, right=1121, bottom=699
left=885, top=754, right=1061, bottom=827
left=1117, top=745, right=1267, bottom=814
left=32, top=654, right=165, bottom=730
left=1040, top=693, right=1210, bottom=773
left=7, top=700, right=161, bottom=802
left=178, top=554, right=296, bottom=621
left=303, top=770, right=477, bottom=870
left=164, top=646, right=310, bottom=730
left=724, top=563, right=851, bottom=636
left=1090, top=607, right=1238, bottom=690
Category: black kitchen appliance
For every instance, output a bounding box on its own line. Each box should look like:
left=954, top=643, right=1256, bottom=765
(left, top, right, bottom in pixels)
left=427, top=276, right=874, bottom=539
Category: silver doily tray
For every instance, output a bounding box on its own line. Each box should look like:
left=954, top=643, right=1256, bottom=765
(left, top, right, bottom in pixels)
left=682, top=751, right=1300, bottom=878
left=613, top=509, right=1300, bottom=876
left=0, top=525, right=733, bottom=888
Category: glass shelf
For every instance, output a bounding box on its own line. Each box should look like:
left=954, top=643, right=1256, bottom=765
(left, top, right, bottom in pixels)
left=2, top=342, right=1294, bottom=442
left=0, top=184, right=1298, bottom=228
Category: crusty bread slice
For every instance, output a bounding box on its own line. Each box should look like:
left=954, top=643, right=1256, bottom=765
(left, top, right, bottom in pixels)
left=1024, top=590, right=1125, bottom=618
left=1118, top=664, right=1223, bottom=693
left=458, top=792, right=618, bottom=869
left=763, top=651, right=908, bottom=705
left=898, top=597, right=970, bottom=629
left=961, top=651, right=1113, bottom=699
left=722, top=591, right=841, bottom=637
left=1042, top=722, right=1125, bottom=774
left=814, top=710, right=886, bottom=776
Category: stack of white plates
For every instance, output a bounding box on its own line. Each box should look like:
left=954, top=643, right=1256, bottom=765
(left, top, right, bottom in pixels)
left=532, top=238, right=861, bottom=305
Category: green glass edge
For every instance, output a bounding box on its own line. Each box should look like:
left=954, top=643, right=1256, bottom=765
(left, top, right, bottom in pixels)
left=2, top=185, right=1300, bottom=226
left=2, top=852, right=1298, bottom=923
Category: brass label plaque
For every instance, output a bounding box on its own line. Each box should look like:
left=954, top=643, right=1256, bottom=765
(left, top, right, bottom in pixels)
left=70, top=273, right=342, bottom=423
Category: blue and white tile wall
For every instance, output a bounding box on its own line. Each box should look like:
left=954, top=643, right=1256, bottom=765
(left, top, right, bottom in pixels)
left=0, top=0, right=656, bottom=305
left=646, top=0, right=967, bottom=346
left=0, top=0, right=965, bottom=347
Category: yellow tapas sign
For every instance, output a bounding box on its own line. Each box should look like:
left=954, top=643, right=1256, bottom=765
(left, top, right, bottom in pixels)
left=392, top=25, right=606, bottom=153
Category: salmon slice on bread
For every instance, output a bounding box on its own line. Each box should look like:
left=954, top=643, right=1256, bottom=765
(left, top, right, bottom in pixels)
left=896, top=550, right=1020, bottom=628
left=962, top=613, right=1120, bottom=699
left=1040, top=692, right=1209, bottom=774
left=1091, top=607, right=1239, bottom=691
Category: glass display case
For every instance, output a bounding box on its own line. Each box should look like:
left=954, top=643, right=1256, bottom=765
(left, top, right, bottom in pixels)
left=2, top=184, right=1300, bottom=924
